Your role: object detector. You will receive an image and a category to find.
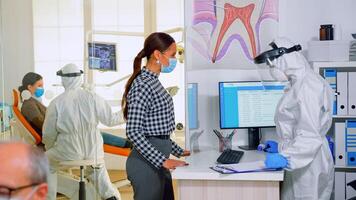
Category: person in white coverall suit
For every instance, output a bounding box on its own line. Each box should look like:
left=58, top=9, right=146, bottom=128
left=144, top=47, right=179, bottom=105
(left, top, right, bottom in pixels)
left=254, top=37, right=334, bottom=200
left=42, top=63, right=121, bottom=200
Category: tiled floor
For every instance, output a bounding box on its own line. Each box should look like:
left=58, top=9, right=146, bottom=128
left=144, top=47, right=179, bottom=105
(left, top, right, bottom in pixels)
left=56, top=170, right=179, bottom=200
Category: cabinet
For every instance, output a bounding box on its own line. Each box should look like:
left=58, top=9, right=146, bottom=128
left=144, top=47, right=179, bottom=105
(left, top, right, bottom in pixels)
left=313, top=61, right=356, bottom=200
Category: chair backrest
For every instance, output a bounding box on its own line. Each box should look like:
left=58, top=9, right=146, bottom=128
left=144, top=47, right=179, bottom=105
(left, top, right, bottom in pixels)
left=12, top=89, right=42, bottom=145
left=103, top=144, right=130, bottom=157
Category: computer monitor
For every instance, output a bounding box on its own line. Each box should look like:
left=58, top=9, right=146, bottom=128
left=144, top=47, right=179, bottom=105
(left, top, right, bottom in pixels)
left=219, top=81, right=286, bottom=150
left=187, top=83, right=198, bottom=130
left=88, top=42, right=117, bottom=71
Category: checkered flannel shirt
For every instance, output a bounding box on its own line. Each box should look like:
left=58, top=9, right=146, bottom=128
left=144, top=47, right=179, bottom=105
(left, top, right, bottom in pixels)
left=126, top=67, right=184, bottom=169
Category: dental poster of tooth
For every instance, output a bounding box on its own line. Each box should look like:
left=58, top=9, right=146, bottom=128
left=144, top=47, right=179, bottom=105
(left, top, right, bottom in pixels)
left=185, top=0, right=279, bottom=70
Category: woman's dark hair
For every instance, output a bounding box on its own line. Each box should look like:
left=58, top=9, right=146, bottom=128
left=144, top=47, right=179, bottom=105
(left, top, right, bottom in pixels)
left=121, top=32, right=175, bottom=120
left=18, top=72, right=43, bottom=93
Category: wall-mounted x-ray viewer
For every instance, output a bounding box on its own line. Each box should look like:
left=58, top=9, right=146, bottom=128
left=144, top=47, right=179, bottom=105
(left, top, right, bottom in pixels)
left=88, top=42, right=117, bottom=72
left=219, top=81, right=286, bottom=150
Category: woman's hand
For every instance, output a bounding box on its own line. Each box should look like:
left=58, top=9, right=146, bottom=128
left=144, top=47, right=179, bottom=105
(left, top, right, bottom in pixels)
left=163, top=159, right=188, bottom=170
left=181, top=150, right=191, bottom=157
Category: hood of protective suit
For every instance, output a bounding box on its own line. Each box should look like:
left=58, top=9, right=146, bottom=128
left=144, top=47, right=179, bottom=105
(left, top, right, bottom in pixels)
left=59, top=64, right=83, bottom=90
left=62, top=76, right=82, bottom=90
left=272, top=37, right=311, bottom=84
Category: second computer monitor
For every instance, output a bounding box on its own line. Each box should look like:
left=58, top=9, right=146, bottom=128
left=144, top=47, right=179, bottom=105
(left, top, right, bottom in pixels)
left=188, top=83, right=198, bottom=130
left=219, top=81, right=286, bottom=129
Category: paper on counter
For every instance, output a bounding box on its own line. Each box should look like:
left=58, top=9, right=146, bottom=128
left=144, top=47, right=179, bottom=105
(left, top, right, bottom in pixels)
left=219, top=161, right=266, bottom=171
left=211, top=161, right=279, bottom=174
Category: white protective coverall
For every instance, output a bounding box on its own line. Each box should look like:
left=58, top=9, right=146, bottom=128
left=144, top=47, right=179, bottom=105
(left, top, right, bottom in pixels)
left=43, top=64, right=122, bottom=200
left=271, top=38, right=334, bottom=200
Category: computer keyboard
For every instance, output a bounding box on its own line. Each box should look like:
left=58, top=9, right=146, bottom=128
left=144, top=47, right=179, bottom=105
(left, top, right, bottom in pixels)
left=217, top=149, right=244, bottom=164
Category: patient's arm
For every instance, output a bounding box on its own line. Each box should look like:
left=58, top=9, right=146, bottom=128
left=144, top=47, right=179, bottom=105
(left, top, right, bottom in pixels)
left=101, top=132, right=132, bottom=148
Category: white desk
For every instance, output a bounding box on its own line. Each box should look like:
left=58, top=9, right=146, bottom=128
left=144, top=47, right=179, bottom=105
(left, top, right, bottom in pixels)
left=172, top=147, right=284, bottom=200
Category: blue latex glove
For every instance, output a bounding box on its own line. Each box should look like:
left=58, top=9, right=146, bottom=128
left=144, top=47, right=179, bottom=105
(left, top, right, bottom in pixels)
left=264, top=153, right=288, bottom=169
left=264, top=140, right=279, bottom=153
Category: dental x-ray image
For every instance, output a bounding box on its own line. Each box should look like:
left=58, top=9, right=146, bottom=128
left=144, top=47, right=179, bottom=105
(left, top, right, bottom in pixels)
left=88, top=42, right=117, bottom=71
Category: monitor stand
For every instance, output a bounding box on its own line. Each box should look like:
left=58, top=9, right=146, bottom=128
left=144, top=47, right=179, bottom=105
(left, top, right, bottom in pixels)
left=239, top=128, right=260, bottom=150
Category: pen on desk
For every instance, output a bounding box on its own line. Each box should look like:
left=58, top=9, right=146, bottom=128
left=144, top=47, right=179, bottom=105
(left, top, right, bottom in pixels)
left=213, top=129, right=222, bottom=138
left=213, top=130, right=219, bottom=138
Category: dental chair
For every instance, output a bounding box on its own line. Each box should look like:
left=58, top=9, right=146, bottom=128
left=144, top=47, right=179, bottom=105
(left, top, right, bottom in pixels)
left=11, top=89, right=131, bottom=199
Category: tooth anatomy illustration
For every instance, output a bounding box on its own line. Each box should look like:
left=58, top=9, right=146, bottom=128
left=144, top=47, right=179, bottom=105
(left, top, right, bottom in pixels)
left=212, top=3, right=256, bottom=63
left=189, top=0, right=278, bottom=64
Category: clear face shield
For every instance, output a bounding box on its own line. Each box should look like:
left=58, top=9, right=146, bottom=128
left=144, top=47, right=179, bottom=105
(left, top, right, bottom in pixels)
left=253, top=42, right=302, bottom=87
left=253, top=61, right=272, bottom=91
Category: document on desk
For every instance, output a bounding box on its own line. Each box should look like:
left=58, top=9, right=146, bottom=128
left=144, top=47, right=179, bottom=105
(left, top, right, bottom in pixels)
left=211, top=161, right=280, bottom=174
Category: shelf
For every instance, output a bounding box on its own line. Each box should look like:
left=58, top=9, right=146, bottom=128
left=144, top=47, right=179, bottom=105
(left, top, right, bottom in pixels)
left=313, top=61, right=356, bottom=68
left=335, top=165, right=356, bottom=168
left=333, top=115, right=356, bottom=119
left=312, top=61, right=356, bottom=73
left=334, top=166, right=356, bottom=172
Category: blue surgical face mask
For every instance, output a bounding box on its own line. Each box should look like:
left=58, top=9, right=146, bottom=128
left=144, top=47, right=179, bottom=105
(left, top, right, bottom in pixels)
left=34, top=87, right=44, bottom=98
left=161, top=58, right=177, bottom=73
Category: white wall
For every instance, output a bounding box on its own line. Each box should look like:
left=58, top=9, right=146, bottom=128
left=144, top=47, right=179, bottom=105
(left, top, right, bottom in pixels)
left=0, top=0, right=34, bottom=104
left=279, top=0, right=356, bottom=48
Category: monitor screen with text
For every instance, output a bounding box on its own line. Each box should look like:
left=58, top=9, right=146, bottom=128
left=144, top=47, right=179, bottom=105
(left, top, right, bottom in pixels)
left=219, top=81, right=286, bottom=129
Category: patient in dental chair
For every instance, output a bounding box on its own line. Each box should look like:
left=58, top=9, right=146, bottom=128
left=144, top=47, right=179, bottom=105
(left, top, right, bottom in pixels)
left=18, top=72, right=132, bottom=149
left=18, top=72, right=46, bottom=136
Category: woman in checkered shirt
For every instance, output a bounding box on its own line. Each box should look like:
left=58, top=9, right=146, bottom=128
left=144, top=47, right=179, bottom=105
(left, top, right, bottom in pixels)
left=122, top=32, right=190, bottom=200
